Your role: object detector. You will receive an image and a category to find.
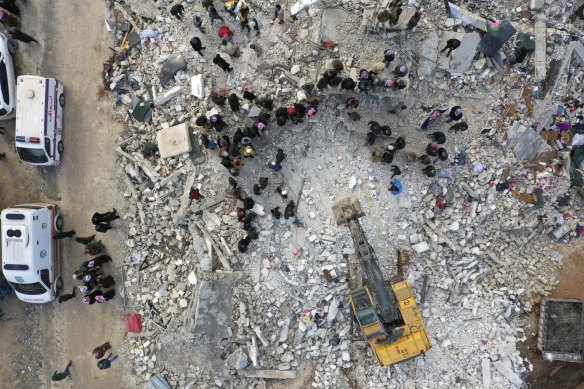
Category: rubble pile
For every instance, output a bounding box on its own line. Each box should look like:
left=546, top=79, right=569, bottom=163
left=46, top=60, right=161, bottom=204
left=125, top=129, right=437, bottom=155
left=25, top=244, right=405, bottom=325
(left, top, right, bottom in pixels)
left=100, top=0, right=584, bottom=387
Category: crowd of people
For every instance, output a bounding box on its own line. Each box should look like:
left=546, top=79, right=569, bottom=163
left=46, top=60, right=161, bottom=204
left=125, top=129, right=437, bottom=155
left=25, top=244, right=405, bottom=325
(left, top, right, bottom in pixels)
left=170, top=0, right=469, bottom=254
left=56, top=209, right=120, bottom=305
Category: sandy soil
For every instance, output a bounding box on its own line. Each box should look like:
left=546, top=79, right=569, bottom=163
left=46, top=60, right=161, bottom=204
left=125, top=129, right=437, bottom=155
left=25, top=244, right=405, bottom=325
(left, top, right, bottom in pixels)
left=518, top=241, right=584, bottom=389
left=0, top=1, right=136, bottom=388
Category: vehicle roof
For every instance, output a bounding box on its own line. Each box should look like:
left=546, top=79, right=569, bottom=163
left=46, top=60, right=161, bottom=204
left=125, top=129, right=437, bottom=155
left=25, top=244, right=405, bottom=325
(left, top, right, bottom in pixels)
left=1, top=206, right=51, bottom=280
left=15, top=76, right=50, bottom=139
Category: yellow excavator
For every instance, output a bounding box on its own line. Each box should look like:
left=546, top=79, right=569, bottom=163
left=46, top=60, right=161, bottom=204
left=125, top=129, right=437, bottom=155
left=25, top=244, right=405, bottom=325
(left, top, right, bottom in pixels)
left=332, top=197, right=431, bottom=366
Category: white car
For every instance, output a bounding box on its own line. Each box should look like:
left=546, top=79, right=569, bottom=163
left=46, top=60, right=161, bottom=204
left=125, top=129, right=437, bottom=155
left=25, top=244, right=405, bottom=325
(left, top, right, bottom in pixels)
left=0, top=32, right=15, bottom=120
left=1, top=204, right=63, bottom=303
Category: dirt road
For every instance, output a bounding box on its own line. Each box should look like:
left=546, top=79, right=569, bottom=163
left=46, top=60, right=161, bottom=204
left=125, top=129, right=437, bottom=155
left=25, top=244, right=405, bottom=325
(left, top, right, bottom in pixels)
left=0, top=1, right=136, bottom=388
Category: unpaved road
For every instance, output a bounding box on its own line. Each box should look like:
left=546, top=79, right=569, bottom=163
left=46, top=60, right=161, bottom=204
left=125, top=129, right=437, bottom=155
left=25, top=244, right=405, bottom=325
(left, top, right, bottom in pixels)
left=0, top=1, right=136, bottom=388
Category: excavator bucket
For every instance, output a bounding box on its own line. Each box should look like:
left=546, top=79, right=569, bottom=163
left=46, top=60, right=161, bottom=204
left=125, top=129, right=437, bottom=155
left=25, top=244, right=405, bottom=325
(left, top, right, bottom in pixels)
left=331, top=197, right=365, bottom=226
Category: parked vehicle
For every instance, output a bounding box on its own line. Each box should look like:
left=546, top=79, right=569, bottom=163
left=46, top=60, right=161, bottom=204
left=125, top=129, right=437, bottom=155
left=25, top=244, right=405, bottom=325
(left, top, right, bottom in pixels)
left=0, top=33, right=15, bottom=120
left=1, top=204, right=62, bottom=303
left=15, top=76, right=65, bottom=166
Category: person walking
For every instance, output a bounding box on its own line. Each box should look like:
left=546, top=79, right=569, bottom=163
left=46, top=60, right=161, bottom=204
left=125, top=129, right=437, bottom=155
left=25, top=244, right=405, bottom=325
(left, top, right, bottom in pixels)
left=274, top=4, right=285, bottom=24
left=9, top=28, right=38, bottom=43
left=93, top=342, right=111, bottom=359
left=441, top=38, right=460, bottom=57
left=58, top=288, right=76, bottom=303
left=75, top=235, right=95, bottom=245
left=51, top=361, right=72, bottom=382
left=97, top=353, right=118, bottom=370
left=53, top=230, right=76, bottom=239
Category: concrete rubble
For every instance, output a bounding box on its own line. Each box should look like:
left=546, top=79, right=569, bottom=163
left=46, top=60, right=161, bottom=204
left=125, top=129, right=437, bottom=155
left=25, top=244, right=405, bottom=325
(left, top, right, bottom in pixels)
left=102, top=0, right=584, bottom=387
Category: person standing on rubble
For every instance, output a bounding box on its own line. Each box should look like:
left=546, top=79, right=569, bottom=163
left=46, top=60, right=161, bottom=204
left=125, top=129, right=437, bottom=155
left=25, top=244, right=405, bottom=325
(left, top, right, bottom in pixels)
left=190, top=36, right=206, bottom=55
left=193, top=15, right=206, bottom=33
left=441, top=38, right=461, bottom=57
left=274, top=4, right=285, bottom=24
left=383, top=49, right=395, bottom=67
left=447, top=106, right=464, bottom=122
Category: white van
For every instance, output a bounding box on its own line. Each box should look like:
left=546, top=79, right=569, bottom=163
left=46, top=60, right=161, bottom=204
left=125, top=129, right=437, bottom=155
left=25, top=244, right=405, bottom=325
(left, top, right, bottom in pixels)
left=1, top=204, right=62, bottom=303
left=15, top=76, right=65, bottom=166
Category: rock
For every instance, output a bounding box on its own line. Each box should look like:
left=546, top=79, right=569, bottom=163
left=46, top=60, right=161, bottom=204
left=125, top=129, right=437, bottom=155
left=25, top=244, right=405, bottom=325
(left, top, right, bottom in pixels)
left=348, top=176, right=357, bottom=189
left=412, top=242, right=430, bottom=253
left=449, top=221, right=460, bottom=232
left=226, top=350, right=249, bottom=370
left=341, top=351, right=350, bottom=362
left=290, top=65, right=301, bottom=75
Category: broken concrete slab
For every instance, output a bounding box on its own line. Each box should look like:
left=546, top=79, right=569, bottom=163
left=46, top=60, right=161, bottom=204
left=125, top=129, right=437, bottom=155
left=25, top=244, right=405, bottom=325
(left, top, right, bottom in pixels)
left=535, top=15, right=547, bottom=81
left=291, top=0, right=320, bottom=16
left=156, top=123, right=192, bottom=158
left=158, top=277, right=234, bottom=376
left=507, top=121, right=552, bottom=161
left=447, top=2, right=487, bottom=31
left=437, top=31, right=481, bottom=73
left=320, top=9, right=349, bottom=42
left=155, top=85, right=182, bottom=105
left=239, top=369, right=297, bottom=379
left=493, top=361, right=522, bottom=386
left=190, top=74, right=204, bottom=99
left=418, top=32, right=439, bottom=80
left=159, top=54, right=187, bottom=86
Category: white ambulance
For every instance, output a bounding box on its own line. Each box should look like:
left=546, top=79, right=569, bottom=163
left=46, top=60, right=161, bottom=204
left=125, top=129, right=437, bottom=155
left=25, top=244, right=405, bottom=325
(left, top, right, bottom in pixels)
left=15, top=76, right=65, bottom=166
left=1, top=204, right=63, bottom=303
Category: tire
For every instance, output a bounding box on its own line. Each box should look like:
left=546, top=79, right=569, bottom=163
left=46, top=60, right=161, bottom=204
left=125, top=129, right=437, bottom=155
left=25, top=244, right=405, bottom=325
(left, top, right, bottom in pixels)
left=8, top=41, right=14, bottom=56
left=55, top=214, right=63, bottom=231
left=55, top=277, right=63, bottom=290
left=57, top=141, right=64, bottom=154
left=59, top=93, right=65, bottom=107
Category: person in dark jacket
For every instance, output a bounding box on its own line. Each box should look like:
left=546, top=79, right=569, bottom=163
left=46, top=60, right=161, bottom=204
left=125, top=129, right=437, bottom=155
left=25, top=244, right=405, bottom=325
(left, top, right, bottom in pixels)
left=213, top=54, right=233, bottom=72
left=97, top=353, right=118, bottom=370
left=228, top=93, right=240, bottom=111
left=84, top=255, right=112, bottom=269
left=193, top=15, right=206, bottom=33
left=448, top=106, right=463, bottom=121
left=238, top=236, right=251, bottom=253
left=170, top=4, right=185, bottom=19
left=54, top=230, right=76, bottom=239
left=423, top=165, right=436, bottom=177
left=84, top=241, right=105, bottom=256
left=190, top=37, right=205, bottom=55
left=58, top=288, right=76, bottom=303
left=51, top=361, right=72, bottom=382
left=428, top=131, right=446, bottom=144
left=75, top=235, right=95, bottom=245
left=441, top=38, right=460, bottom=57
left=91, top=209, right=119, bottom=225
left=9, top=28, right=37, bottom=43
left=284, top=201, right=295, bottom=219
left=95, top=223, right=112, bottom=233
